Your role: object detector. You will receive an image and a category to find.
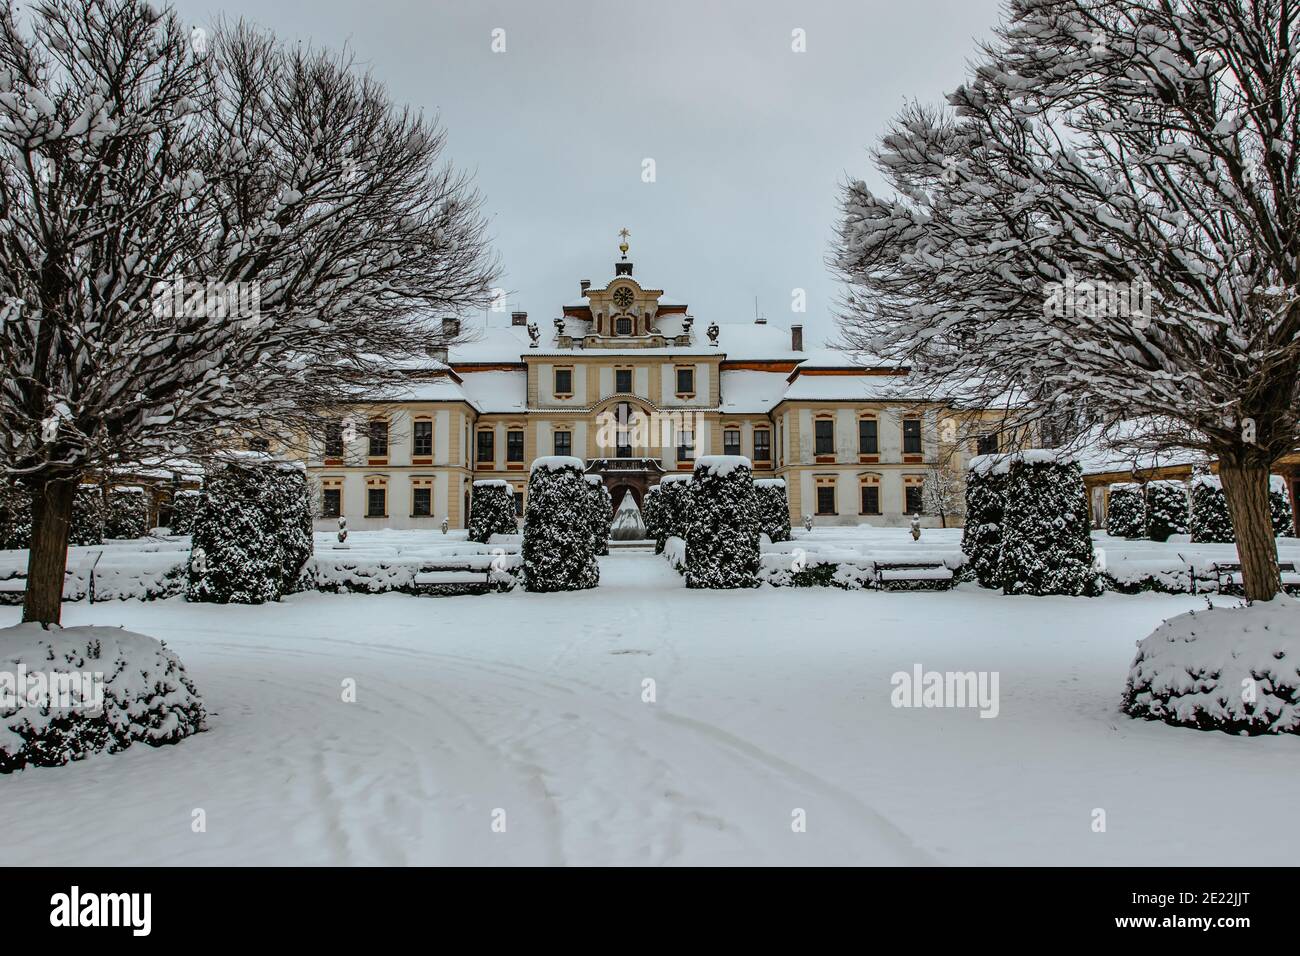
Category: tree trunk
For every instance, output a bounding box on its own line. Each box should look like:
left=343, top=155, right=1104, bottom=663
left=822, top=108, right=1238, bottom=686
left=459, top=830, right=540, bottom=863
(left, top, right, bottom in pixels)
left=1219, top=463, right=1280, bottom=602
left=21, top=477, right=77, bottom=626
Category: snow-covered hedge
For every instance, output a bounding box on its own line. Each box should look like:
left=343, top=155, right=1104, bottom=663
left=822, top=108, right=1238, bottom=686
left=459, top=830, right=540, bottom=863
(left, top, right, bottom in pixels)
left=1270, top=475, right=1293, bottom=537
left=188, top=456, right=313, bottom=604
left=685, top=456, right=760, bottom=589
left=0, top=481, right=32, bottom=549
left=755, top=478, right=792, bottom=543
left=522, top=457, right=598, bottom=592
left=1144, top=480, right=1189, bottom=542
left=1121, top=599, right=1300, bottom=735
left=468, top=480, right=516, bottom=544
left=1189, top=475, right=1233, bottom=543
left=103, top=485, right=149, bottom=539
left=584, top=476, right=613, bottom=554
left=642, top=485, right=666, bottom=554
left=301, top=551, right=520, bottom=594
left=1105, top=483, right=1145, bottom=538
left=0, top=624, right=206, bottom=773
left=166, top=488, right=201, bottom=536
left=962, top=455, right=1007, bottom=587
left=69, top=484, right=104, bottom=547
left=663, top=535, right=687, bottom=573
left=658, top=475, right=692, bottom=542
left=996, top=451, right=1101, bottom=596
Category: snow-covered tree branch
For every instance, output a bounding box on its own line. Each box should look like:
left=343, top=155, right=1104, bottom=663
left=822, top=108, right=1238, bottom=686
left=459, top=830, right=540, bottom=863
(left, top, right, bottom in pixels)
left=834, top=0, right=1300, bottom=600
left=0, top=0, right=498, bottom=623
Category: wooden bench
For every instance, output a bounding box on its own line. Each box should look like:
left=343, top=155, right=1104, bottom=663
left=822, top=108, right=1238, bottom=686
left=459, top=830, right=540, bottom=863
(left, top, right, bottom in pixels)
left=874, top=561, right=955, bottom=591
left=1213, top=560, right=1300, bottom=594
left=0, top=573, right=26, bottom=605
left=412, top=554, right=514, bottom=596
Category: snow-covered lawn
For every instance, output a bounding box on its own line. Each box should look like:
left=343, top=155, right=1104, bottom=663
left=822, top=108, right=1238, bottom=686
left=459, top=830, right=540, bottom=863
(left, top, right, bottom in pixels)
left=2, top=541, right=1298, bottom=866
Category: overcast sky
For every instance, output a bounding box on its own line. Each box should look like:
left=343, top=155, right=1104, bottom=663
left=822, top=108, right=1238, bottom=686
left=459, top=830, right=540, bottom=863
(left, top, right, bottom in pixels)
left=168, top=0, right=1005, bottom=349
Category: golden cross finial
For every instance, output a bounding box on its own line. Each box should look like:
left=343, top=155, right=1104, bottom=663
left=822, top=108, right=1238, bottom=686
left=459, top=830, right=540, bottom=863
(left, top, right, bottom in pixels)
left=618, top=227, right=630, bottom=259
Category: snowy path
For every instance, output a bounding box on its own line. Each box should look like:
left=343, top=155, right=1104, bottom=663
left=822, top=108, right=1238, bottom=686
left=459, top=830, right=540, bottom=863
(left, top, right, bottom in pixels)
left=2, top=552, right=1298, bottom=865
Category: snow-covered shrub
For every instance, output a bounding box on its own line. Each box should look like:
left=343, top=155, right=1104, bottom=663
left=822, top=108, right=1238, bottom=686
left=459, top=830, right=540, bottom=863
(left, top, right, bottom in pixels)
left=755, top=478, right=792, bottom=543
left=267, top=463, right=314, bottom=593
left=0, top=624, right=207, bottom=773
left=187, top=461, right=283, bottom=604
left=583, top=476, right=613, bottom=553
left=0, top=481, right=33, bottom=550
left=1270, top=475, right=1293, bottom=537
left=1144, top=480, right=1189, bottom=542
left=663, top=535, right=687, bottom=573
left=658, top=475, right=692, bottom=541
left=468, top=480, right=517, bottom=544
left=103, top=485, right=149, bottom=539
left=68, top=484, right=104, bottom=547
left=642, top=485, right=666, bottom=553
left=1121, top=599, right=1300, bottom=735
left=685, top=456, right=760, bottom=590
left=1189, top=475, right=1233, bottom=543
left=1105, top=483, right=1145, bottom=538
left=961, top=455, right=1007, bottom=588
left=996, top=451, right=1101, bottom=596
left=609, top=488, right=646, bottom=542
left=166, top=488, right=201, bottom=535
left=522, top=457, right=598, bottom=592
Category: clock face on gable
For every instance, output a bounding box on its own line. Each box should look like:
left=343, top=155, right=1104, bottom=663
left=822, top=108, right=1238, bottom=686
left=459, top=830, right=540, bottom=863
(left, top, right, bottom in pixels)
left=612, top=287, right=634, bottom=310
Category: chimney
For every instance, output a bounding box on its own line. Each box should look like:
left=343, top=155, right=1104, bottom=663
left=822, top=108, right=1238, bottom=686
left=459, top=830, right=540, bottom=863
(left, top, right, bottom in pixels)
left=791, top=324, right=803, bottom=352
left=511, top=311, right=528, bottom=327
left=580, top=280, right=591, bottom=295
left=442, top=317, right=460, bottom=339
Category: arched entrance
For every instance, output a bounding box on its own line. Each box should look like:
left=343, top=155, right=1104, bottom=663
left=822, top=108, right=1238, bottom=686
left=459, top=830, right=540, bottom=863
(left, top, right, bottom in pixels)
left=609, top=483, right=642, bottom=509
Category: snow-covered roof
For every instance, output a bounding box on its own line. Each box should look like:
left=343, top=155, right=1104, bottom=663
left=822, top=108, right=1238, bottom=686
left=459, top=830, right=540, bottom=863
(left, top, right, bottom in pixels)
left=459, top=370, right=528, bottom=413
left=781, top=372, right=925, bottom=402
left=719, top=370, right=790, bottom=412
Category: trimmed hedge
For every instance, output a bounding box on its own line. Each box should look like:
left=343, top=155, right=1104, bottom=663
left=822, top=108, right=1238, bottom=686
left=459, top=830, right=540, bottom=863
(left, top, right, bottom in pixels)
left=1144, top=480, right=1189, bottom=542
left=468, top=480, right=517, bottom=544
left=522, top=457, right=598, bottom=592
left=755, top=478, right=792, bottom=543
left=1105, top=483, right=1145, bottom=538
left=995, top=452, right=1101, bottom=596
left=962, top=456, right=1007, bottom=588
left=685, top=456, right=760, bottom=590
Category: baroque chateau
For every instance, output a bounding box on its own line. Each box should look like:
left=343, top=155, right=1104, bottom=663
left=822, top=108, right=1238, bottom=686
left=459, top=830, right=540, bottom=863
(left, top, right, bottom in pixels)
left=302, top=238, right=1006, bottom=531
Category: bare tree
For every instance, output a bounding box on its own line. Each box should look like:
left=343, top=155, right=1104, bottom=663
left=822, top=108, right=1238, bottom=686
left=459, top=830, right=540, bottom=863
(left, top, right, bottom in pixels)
left=0, top=0, right=497, bottom=623
left=834, top=0, right=1299, bottom=600
left=922, top=461, right=964, bottom=529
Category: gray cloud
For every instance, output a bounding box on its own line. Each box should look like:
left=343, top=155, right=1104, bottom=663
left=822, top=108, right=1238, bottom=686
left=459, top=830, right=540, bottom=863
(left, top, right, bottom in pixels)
left=169, top=0, right=1003, bottom=348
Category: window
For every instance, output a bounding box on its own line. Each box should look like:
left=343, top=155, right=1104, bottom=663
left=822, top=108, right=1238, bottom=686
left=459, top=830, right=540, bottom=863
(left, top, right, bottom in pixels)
left=675, top=367, right=695, bottom=396
left=412, top=487, right=432, bottom=517
left=476, top=429, right=494, bottom=464
left=324, top=422, right=343, bottom=459
left=507, top=429, right=524, bottom=463
left=513, top=487, right=524, bottom=517
left=977, top=433, right=999, bottom=456
left=860, top=484, right=880, bottom=515
left=676, top=428, right=695, bottom=462
left=615, top=316, right=633, bottom=336
left=753, top=429, right=771, bottom=463
left=905, top=482, right=924, bottom=514
left=903, top=418, right=922, bottom=456
left=724, top=429, right=741, bottom=457
left=554, top=431, right=572, bottom=457
left=616, top=368, right=633, bottom=393
left=554, top=368, right=573, bottom=396
left=248, top=437, right=269, bottom=452
left=413, top=420, right=433, bottom=458
left=366, top=486, right=386, bottom=518
left=322, top=488, right=341, bottom=518
left=368, top=420, right=388, bottom=459
left=816, top=485, right=836, bottom=515
left=815, top=419, right=835, bottom=456
left=859, top=418, right=878, bottom=455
